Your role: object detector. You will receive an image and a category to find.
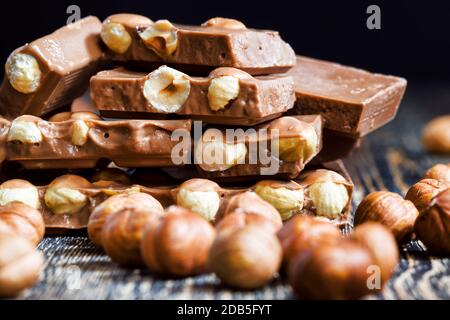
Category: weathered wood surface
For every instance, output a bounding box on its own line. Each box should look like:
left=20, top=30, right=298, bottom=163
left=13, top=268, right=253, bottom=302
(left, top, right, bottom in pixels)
left=14, top=81, right=450, bottom=300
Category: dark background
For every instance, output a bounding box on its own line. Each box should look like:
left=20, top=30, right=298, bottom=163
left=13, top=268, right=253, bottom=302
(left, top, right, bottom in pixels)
left=0, top=0, right=449, bottom=80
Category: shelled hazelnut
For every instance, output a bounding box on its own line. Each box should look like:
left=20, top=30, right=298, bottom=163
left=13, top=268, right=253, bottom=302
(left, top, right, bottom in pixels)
left=405, top=179, right=450, bottom=213
left=0, top=179, right=40, bottom=209
left=350, top=222, right=399, bottom=285
left=176, top=179, right=221, bottom=222
left=414, top=188, right=450, bottom=255
left=44, top=175, right=92, bottom=215
left=0, top=233, right=43, bottom=298
left=101, top=204, right=163, bottom=267
left=216, top=212, right=279, bottom=235
left=355, top=191, right=419, bottom=242
left=201, top=17, right=247, bottom=30
left=88, top=192, right=164, bottom=248
left=209, top=225, right=282, bottom=289
left=288, top=240, right=375, bottom=300
left=0, top=202, right=45, bottom=246
left=423, top=163, right=450, bottom=182
left=422, top=115, right=450, bottom=153
left=221, top=191, right=282, bottom=230
left=277, top=215, right=341, bottom=270
left=141, top=206, right=215, bottom=277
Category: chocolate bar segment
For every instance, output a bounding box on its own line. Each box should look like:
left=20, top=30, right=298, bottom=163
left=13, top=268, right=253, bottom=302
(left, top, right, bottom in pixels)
left=91, top=66, right=295, bottom=126
left=288, top=56, right=407, bottom=137
left=0, top=16, right=104, bottom=119
left=2, top=113, right=191, bottom=169
left=100, top=14, right=296, bottom=75
left=195, top=115, right=323, bottom=181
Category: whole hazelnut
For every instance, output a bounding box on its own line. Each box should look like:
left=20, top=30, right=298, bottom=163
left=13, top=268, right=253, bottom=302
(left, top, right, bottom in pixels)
left=424, top=163, right=450, bottom=182
left=141, top=206, right=215, bottom=277
left=209, top=225, right=282, bottom=289
left=277, top=215, right=341, bottom=270
left=0, top=202, right=45, bottom=246
left=288, top=240, right=375, bottom=300
left=405, top=179, right=450, bottom=213
left=222, top=191, right=282, bottom=230
left=88, top=192, right=164, bottom=248
left=216, top=212, right=279, bottom=235
left=101, top=204, right=162, bottom=267
left=414, top=188, right=450, bottom=255
left=351, top=222, right=399, bottom=285
left=0, top=233, right=43, bottom=298
left=422, top=115, right=450, bottom=153
left=355, top=191, right=419, bottom=243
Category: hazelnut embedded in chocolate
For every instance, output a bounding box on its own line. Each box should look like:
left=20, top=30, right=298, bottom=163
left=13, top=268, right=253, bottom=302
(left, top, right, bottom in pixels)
left=44, top=175, right=92, bottom=215
left=176, top=179, right=221, bottom=222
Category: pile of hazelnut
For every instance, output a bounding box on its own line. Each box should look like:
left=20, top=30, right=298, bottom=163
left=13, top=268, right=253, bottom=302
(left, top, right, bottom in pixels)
left=0, top=163, right=449, bottom=299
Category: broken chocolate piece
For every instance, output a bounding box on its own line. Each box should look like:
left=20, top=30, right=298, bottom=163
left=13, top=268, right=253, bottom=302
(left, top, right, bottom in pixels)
left=90, top=66, right=295, bottom=126
left=195, top=115, right=323, bottom=181
left=100, top=14, right=295, bottom=75
left=0, top=16, right=104, bottom=119
left=288, top=56, right=407, bottom=137
left=2, top=114, right=191, bottom=169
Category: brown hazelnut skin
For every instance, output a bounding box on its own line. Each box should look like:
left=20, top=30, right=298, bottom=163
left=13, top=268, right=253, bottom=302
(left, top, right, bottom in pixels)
left=0, top=202, right=45, bottom=246
left=351, top=222, right=399, bottom=286
left=0, top=233, right=43, bottom=298
left=101, top=205, right=162, bottom=267
left=216, top=212, right=279, bottom=235
left=277, top=215, right=341, bottom=270
left=221, top=192, right=283, bottom=231
left=414, top=188, right=450, bottom=255
left=424, top=163, right=450, bottom=182
left=422, top=115, right=450, bottom=153
left=141, top=206, right=215, bottom=277
left=405, top=179, right=450, bottom=213
left=88, top=192, right=164, bottom=248
left=355, top=191, right=419, bottom=243
left=208, top=225, right=282, bottom=289
left=288, top=240, right=375, bottom=300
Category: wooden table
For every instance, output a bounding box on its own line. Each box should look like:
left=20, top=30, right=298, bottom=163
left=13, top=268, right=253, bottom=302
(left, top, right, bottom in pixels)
left=17, top=81, right=450, bottom=300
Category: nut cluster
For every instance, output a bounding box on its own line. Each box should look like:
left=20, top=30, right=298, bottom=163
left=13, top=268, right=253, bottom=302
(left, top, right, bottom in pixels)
left=285, top=217, right=399, bottom=299
left=0, top=180, right=45, bottom=297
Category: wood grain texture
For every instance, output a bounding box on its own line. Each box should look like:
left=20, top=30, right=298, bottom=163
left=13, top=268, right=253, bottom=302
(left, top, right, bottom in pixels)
left=11, top=81, right=450, bottom=300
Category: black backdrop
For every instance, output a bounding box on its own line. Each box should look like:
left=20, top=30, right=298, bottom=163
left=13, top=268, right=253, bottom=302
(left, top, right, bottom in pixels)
left=0, top=0, right=449, bottom=80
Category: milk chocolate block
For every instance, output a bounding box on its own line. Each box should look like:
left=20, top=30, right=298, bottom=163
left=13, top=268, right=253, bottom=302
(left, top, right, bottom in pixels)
left=91, top=66, right=295, bottom=126
left=195, top=115, right=323, bottom=181
left=100, top=14, right=295, bottom=75
left=0, top=16, right=104, bottom=119
left=1, top=112, right=191, bottom=169
left=288, top=56, right=407, bottom=137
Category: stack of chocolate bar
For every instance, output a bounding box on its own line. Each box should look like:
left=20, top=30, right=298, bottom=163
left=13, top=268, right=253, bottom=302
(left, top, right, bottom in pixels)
left=0, top=15, right=406, bottom=231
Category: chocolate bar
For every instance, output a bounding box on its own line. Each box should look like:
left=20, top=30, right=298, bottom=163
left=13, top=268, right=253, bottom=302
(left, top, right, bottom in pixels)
left=0, top=16, right=104, bottom=119
left=90, top=66, right=295, bottom=126
left=288, top=56, right=407, bottom=137
left=1, top=113, right=192, bottom=169
left=0, top=160, right=352, bottom=230
left=195, top=115, right=323, bottom=181
left=100, top=14, right=295, bottom=75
